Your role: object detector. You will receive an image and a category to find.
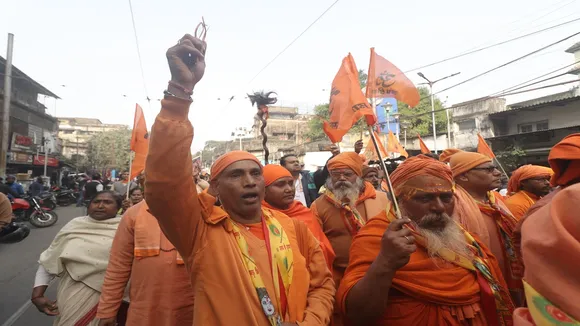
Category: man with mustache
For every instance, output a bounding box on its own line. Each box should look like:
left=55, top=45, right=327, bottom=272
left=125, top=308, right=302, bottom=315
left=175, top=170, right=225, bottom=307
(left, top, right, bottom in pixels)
left=310, top=152, right=388, bottom=325
left=144, top=33, right=334, bottom=326
left=362, top=165, right=383, bottom=192
left=449, top=151, right=524, bottom=306
left=338, top=155, right=514, bottom=326
left=504, top=165, right=553, bottom=220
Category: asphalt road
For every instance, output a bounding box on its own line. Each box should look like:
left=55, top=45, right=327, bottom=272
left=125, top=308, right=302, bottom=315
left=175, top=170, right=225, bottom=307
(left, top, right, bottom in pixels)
left=0, top=205, right=84, bottom=326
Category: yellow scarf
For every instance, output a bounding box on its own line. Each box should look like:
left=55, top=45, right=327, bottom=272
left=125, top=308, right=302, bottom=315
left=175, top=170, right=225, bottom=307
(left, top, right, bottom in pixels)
left=227, top=210, right=294, bottom=326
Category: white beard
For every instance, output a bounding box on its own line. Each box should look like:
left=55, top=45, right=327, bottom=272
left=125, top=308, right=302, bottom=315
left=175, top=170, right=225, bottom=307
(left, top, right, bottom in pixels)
left=326, top=177, right=364, bottom=204
left=412, top=213, right=474, bottom=261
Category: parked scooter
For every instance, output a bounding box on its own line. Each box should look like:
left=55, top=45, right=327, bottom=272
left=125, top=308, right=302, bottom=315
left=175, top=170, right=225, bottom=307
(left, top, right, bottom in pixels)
left=12, top=195, right=58, bottom=228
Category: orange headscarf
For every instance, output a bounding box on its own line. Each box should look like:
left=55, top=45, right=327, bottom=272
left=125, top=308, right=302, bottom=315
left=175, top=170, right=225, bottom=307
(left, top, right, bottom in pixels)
left=362, top=165, right=378, bottom=177
left=327, top=152, right=364, bottom=176
left=548, top=133, right=580, bottom=186
left=210, top=151, right=262, bottom=181
left=518, top=182, right=580, bottom=321
left=507, top=165, right=553, bottom=194
left=262, top=164, right=292, bottom=186
left=390, top=154, right=453, bottom=196
left=439, top=148, right=462, bottom=163
left=449, top=151, right=492, bottom=177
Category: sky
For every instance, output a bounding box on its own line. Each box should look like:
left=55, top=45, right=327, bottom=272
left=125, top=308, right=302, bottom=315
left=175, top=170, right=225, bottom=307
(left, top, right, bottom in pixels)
left=2, top=0, right=580, bottom=152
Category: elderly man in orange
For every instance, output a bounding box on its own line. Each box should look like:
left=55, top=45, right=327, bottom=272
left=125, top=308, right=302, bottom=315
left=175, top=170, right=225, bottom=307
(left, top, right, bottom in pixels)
left=310, top=152, right=389, bottom=289
left=144, top=33, right=335, bottom=325
left=337, top=155, right=514, bottom=326
left=449, top=151, right=524, bottom=306
left=96, top=199, right=194, bottom=326
left=261, top=164, right=336, bottom=270
left=504, top=165, right=553, bottom=220
left=513, top=183, right=580, bottom=325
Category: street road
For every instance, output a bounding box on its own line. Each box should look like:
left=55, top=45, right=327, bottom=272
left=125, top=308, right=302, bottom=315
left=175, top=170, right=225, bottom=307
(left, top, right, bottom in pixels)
left=0, top=205, right=84, bottom=326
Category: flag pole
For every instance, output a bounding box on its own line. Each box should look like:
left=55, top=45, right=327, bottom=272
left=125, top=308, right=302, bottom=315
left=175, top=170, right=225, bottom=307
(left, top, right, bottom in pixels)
left=368, top=125, right=402, bottom=219
left=126, top=152, right=133, bottom=200
left=494, top=157, right=509, bottom=178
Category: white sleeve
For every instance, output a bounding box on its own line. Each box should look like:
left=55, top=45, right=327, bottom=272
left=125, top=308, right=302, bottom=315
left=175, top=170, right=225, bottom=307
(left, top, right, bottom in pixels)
left=96, top=184, right=104, bottom=192
left=34, top=265, right=56, bottom=287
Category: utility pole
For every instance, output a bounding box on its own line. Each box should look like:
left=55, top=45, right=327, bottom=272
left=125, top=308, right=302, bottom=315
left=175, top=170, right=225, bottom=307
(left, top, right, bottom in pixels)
left=0, top=33, right=14, bottom=177
left=417, top=71, right=460, bottom=154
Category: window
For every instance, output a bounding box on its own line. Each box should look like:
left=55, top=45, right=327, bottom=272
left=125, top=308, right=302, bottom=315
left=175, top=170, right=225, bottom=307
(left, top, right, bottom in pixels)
left=457, top=119, right=476, bottom=131
left=519, top=124, right=533, bottom=133
left=536, top=121, right=549, bottom=131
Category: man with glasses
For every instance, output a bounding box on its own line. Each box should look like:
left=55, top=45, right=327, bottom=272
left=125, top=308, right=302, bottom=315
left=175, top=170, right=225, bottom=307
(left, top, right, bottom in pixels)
left=310, top=152, right=388, bottom=325
left=449, top=151, right=524, bottom=307
left=504, top=165, right=553, bottom=220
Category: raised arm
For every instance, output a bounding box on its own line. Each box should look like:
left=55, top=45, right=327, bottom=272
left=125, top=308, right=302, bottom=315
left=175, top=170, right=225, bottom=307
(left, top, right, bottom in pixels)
left=97, top=211, right=136, bottom=323
left=145, top=33, right=206, bottom=259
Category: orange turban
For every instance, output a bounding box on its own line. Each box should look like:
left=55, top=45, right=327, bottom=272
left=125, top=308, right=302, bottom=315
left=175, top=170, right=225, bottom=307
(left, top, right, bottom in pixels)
left=439, top=148, right=463, bottom=163
left=262, top=164, right=292, bottom=186
left=449, top=151, right=492, bottom=178
left=507, top=164, right=554, bottom=193
left=210, top=151, right=262, bottom=181
left=390, top=155, right=453, bottom=196
left=362, top=165, right=378, bottom=177
left=548, top=133, right=580, bottom=186
left=327, top=152, right=364, bottom=177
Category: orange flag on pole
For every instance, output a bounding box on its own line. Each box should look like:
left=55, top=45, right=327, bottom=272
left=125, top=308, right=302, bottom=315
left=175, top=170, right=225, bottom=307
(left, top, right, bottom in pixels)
left=130, top=104, right=149, bottom=180
left=364, top=131, right=388, bottom=160
left=387, top=131, right=409, bottom=158
left=323, top=54, right=377, bottom=143
left=417, top=134, right=431, bottom=154
left=366, top=47, right=420, bottom=108
left=477, top=133, right=496, bottom=159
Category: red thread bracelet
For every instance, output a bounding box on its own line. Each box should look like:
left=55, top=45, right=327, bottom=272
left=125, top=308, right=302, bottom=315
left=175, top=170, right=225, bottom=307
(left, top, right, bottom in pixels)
left=168, top=81, right=193, bottom=95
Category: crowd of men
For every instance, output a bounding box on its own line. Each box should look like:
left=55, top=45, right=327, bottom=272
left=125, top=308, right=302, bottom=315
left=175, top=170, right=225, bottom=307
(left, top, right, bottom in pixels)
left=30, top=33, right=578, bottom=326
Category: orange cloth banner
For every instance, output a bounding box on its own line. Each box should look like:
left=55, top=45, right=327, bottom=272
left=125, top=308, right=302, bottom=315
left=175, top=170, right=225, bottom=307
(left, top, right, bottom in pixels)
left=417, top=134, right=431, bottom=154
left=323, top=54, right=377, bottom=143
left=366, top=47, right=420, bottom=107
left=364, top=131, right=388, bottom=160
left=130, top=104, right=149, bottom=180
left=387, top=131, right=408, bottom=158
left=477, top=133, right=496, bottom=159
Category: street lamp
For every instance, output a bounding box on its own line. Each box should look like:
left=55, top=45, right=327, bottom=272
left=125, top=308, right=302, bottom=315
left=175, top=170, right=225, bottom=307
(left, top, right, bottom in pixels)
left=384, top=102, right=393, bottom=132
left=417, top=71, right=460, bottom=153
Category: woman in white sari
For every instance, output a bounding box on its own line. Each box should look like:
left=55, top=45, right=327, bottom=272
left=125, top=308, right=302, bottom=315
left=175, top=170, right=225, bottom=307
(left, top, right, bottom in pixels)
left=31, top=191, right=123, bottom=326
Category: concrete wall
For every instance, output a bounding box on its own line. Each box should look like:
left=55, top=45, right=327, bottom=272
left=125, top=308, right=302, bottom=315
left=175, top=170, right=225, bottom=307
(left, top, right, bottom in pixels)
left=503, top=100, right=580, bottom=134
left=404, top=134, right=450, bottom=152
left=451, top=98, right=506, bottom=149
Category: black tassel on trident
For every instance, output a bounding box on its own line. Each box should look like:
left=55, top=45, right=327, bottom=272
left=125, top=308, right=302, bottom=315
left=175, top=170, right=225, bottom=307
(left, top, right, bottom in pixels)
left=248, top=91, right=277, bottom=165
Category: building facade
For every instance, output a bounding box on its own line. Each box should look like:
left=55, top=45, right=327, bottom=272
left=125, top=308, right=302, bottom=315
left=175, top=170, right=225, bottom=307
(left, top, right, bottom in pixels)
left=57, top=117, right=127, bottom=160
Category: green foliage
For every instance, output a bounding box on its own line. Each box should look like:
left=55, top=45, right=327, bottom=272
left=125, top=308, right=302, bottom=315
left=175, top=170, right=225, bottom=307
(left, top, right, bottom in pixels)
left=495, top=145, right=526, bottom=173
left=397, top=86, right=447, bottom=136
left=86, top=128, right=131, bottom=172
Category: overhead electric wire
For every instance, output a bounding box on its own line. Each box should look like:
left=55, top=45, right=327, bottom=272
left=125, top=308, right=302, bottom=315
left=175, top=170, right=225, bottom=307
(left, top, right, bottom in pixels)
left=128, top=0, right=150, bottom=102
left=247, top=0, right=340, bottom=84
left=404, top=16, right=580, bottom=73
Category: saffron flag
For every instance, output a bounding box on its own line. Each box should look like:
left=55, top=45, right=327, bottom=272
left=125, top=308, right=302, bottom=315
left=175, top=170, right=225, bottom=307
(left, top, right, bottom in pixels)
left=364, top=131, right=388, bottom=160
left=130, top=104, right=149, bottom=180
left=477, top=133, right=496, bottom=159
left=387, top=131, right=409, bottom=158
left=366, top=47, right=420, bottom=108
left=323, top=54, right=377, bottom=143
left=417, top=134, right=431, bottom=154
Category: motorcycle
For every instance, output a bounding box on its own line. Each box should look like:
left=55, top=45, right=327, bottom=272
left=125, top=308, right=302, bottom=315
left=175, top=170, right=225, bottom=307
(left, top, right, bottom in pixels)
left=51, top=186, right=79, bottom=207
left=37, top=191, right=57, bottom=210
left=12, top=195, right=58, bottom=228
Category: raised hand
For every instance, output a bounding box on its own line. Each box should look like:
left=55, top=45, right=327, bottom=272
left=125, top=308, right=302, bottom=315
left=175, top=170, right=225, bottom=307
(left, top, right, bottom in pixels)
left=354, top=139, right=364, bottom=154
left=166, top=34, right=207, bottom=98
left=379, top=218, right=416, bottom=272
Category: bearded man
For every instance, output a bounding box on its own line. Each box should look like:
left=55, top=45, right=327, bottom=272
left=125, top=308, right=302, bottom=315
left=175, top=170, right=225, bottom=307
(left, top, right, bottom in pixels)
left=504, top=165, right=553, bottom=220
left=144, top=33, right=334, bottom=325
left=362, top=165, right=382, bottom=191
left=338, top=155, right=514, bottom=326
left=449, top=151, right=524, bottom=306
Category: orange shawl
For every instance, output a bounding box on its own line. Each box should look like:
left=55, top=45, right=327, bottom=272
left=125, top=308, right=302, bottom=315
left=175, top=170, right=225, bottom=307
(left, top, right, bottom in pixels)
left=338, top=210, right=513, bottom=326
left=132, top=201, right=183, bottom=264
left=323, top=182, right=377, bottom=236
left=262, top=200, right=336, bottom=271
left=476, top=192, right=523, bottom=301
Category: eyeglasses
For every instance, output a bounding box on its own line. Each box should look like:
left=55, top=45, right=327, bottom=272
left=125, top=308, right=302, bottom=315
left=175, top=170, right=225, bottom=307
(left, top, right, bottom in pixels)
left=330, top=171, right=355, bottom=178
left=471, top=166, right=498, bottom=173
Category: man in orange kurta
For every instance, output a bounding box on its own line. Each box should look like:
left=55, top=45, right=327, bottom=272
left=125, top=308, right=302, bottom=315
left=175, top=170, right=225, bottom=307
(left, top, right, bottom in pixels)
left=450, top=151, right=524, bottom=306
left=261, top=164, right=336, bottom=271
left=338, top=155, right=514, bottom=326
left=144, top=34, right=334, bottom=326
left=311, top=152, right=389, bottom=288
left=504, top=165, right=553, bottom=220
left=97, top=201, right=194, bottom=326
left=513, top=182, right=580, bottom=325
